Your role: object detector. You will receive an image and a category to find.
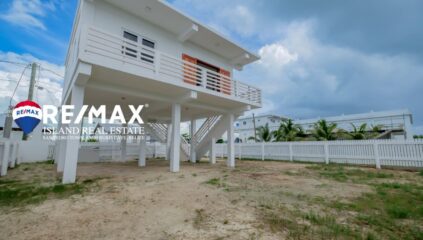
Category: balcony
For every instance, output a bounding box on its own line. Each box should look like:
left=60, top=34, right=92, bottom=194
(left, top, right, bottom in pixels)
left=77, top=26, right=261, bottom=107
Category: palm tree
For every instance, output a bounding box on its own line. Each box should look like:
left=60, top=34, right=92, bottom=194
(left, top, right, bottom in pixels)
left=368, top=124, right=384, bottom=139
left=249, top=123, right=272, bottom=142
left=273, top=119, right=302, bottom=141
left=312, top=119, right=338, bottom=141
left=348, top=123, right=367, bottom=140
left=181, top=133, right=190, bottom=142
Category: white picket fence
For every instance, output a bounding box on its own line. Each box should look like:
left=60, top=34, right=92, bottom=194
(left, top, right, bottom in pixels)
left=214, top=140, right=423, bottom=169
left=1, top=140, right=422, bottom=177
left=0, top=141, right=19, bottom=177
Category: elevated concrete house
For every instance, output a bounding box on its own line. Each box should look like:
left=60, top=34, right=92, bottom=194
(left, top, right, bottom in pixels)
left=57, top=0, right=261, bottom=183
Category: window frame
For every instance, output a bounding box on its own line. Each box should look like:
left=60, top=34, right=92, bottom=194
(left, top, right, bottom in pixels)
left=121, top=28, right=157, bottom=64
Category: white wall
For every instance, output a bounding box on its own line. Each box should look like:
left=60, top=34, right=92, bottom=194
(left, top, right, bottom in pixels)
left=18, top=140, right=52, bottom=163
left=87, top=0, right=232, bottom=71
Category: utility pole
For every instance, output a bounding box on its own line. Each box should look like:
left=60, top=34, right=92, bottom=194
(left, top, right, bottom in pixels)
left=3, top=106, right=13, bottom=139
left=252, top=113, right=257, bottom=142
left=22, top=62, right=38, bottom=140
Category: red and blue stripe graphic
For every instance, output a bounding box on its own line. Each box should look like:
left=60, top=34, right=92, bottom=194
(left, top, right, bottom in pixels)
left=12, top=100, right=43, bottom=135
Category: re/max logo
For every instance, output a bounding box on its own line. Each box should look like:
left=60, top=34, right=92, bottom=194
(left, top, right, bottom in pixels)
left=42, top=105, right=144, bottom=124
left=15, top=109, right=40, bottom=116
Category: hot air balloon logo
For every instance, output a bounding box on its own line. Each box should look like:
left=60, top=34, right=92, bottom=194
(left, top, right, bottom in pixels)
left=12, top=100, right=43, bottom=135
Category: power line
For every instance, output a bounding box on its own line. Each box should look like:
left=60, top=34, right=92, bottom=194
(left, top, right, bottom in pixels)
left=9, top=64, right=31, bottom=106
left=39, top=66, right=64, bottom=78
left=0, top=60, right=28, bottom=66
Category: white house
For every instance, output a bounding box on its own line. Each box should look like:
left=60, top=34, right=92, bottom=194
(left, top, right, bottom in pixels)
left=236, top=109, right=414, bottom=142
left=57, top=0, right=262, bottom=183
left=295, top=109, right=414, bottom=140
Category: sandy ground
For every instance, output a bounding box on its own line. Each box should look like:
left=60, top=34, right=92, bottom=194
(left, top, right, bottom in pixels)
left=0, top=159, right=379, bottom=240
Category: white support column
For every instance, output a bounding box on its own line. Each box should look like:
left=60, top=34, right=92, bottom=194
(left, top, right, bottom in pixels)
left=209, top=138, right=216, bottom=164
left=121, top=123, right=128, bottom=161
left=170, top=103, right=181, bottom=172
left=62, top=84, right=85, bottom=184
left=14, top=142, right=20, bottom=165
left=55, top=108, right=66, bottom=172
left=1, top=141, right=10, bottom=176
left=165, top=124, right=172, bottom=161
left=190, top=119, right=196, bottom=163
left=138, top=136, right=146, bottom=167
left=54, top=107, right=62, bottom=167
left=226, top=113, right=235, bottom=168
left=9, top=142, right=17, bottom=168
left=404, top=115, right=414, bottom=140
left=57, top=138, right=66, bottom=172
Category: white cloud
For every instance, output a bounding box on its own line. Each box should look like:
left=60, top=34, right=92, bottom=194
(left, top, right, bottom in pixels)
left=236, top=20, right=423, bottom=129
left=258, top=43, right=298, bottom=69
left=0, top=0, right=56, bottom=31
left=218, top=5, right=256, bottom=37
left=0, top=51, right=64, bottom=112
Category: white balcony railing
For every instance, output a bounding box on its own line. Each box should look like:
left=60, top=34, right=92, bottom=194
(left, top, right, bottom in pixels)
left=82, top=26, right=262, bottom=105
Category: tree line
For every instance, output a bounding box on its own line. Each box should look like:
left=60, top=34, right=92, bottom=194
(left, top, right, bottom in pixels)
left=249, top=119, right=386, bottom=142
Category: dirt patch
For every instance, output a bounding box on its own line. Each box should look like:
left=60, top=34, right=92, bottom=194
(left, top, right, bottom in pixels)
left=0, top=159, right=421, bottom=239
left=0, top=160, right=279, bottom=240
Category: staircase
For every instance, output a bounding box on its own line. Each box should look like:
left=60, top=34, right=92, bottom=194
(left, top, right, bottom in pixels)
left=145, top=123, right=190, bottom=161
left=193, top=115, right=228, bottom=160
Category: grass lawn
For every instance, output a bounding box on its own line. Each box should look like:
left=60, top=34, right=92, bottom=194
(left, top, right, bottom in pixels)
left=0, top=159, right=422, bottom=239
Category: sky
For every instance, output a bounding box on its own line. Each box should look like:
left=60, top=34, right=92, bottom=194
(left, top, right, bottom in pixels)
left=0, top=0, right=422, bottom=134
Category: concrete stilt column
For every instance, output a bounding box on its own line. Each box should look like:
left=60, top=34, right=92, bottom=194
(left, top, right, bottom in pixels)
left=170, top=103, right=181, bottom=172
left=165, top=124, right=172, bottom=161
left=57, top=137, right=67, bottom=172
left=138, top=136, right=146, bottom=167
left=209, top=137, right=216, bottom=164
left=1, top=141, right=10, bottom=176
left=121, top=123, right=128, bottom=161
left=62, top=84, right=85, bottom=184
left=226, top=113, right=235, bottom=168
left=190, top=119, right=196, bottom=163
left=9, top=142, right=17, bottom=168
left=54, top=108, right=62, bottom=167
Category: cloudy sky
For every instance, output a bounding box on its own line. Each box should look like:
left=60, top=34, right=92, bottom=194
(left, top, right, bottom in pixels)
left=0, top=0, right=422, bottom=133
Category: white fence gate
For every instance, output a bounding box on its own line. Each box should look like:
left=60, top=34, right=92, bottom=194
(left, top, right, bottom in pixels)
left=215, top=140, right=423, bottom=169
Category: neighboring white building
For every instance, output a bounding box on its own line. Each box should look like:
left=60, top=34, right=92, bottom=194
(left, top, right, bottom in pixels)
left=296, top=109, right=414, bottom=140
left=57, top=0, right=262, bottom=183
left=236, top=109, right=414, bottom=142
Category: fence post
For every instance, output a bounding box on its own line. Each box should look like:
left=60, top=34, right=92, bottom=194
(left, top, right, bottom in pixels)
left=324, top=142, right=329, bottom=164
left=261, top=142, right=265, bottom=161
left=289, top=143, right=293, bottom=161
left=373, top=142, right=381, bottom=169
left=238, top=144, right=242, bottom=160
left=1, top=141, right=11, bottom=176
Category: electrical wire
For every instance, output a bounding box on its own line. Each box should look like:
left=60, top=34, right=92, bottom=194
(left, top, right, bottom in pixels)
left=39, top=66, right=64, bottom=78
left=9, top=64, right=31, bottom=106
left=0, top=60, right=28, bottom=66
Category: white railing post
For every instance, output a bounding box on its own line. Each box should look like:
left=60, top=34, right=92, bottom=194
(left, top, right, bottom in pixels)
left=373, top=142, right=381, bottom=169
left=261, top=142, right=265, bottom=161
left=324, top=142, right=329, bottom=164
left=238, top=144, right=242, bottom=160
left=289, top=143, right=293, bottom=161
left=201, top=68, right=207, bottom=88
